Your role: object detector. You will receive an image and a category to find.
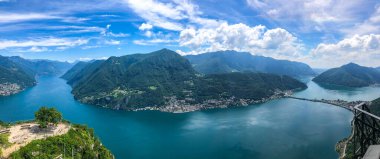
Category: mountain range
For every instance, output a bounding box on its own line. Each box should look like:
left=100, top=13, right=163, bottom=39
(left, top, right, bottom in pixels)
left=313, top=63, right=380, bottom=87
left=0, top=56, right=74, bottom=95
left=185, top=50, right=315, bottom=77
left=8, top=56, right=73, bottom=76
left=62, top=49, right=307, bottom=112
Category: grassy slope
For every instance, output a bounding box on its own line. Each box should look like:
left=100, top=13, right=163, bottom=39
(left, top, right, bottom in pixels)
left=10, top=124, right=113, bottom=159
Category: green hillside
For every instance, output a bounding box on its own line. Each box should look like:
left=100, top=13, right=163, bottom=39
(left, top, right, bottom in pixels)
left=0, top=56, right=36, bottom=91
left=64, top=49, right=307, bottom=111
left=65, top=60, right=105, bottom=87
left=312, top=63, right=380, bottom=87
left=61, top=61, right=90, bottom=81
left=185, top=50, right=315, bottom=77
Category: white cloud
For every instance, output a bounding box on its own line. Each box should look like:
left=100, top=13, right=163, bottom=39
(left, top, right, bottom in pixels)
left=178, top=23, right=304, bottom=59
left=0, top=12, right=92, bottom=24
left=101, top=24, right=129, bottom=37
left=133, top=40, right=149, bottom=45
left=104, top=39, right=121, bottom=45
left=108, top=32, right=129, bottom=37
left=246, top=0, right=375, bottom=33
left=342, top=6, right=380, bottom=36
left=306, top=34, right=380, bottom=67
left=139, top=23, right=153, bottom=30
left=0, top=13, right=58, bottom=23
left=28, top=46, right=49, bottom=52
left=138, top=23, right=154, bottom=37
left=82, top=45, right=101, bottom=50
left=124, top=0, right=223, bottom=31
left=79, top=56, right=108, bottom=61
left=133, top=38, right=176, bottom=46
left=144, top=31, right=153, bottom=37
left=0, top=37, right=89, bottom=50
left=124, top=0, right=184, bottom=30
left=52, top=26, right=106, bottom=34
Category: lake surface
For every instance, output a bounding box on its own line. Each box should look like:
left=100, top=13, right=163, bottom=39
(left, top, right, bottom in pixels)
left=1, top=76, right=379, bottom=159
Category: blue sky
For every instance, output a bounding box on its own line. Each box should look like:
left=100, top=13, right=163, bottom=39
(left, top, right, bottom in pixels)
left=0, top=0, right=379, bottom=68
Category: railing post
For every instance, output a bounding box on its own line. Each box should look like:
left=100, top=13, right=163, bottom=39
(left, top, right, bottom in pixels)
left=353, top=108, right=357, bottom=158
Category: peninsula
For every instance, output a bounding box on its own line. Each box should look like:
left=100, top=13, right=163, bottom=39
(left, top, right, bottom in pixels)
left=62, top=49, right=307, bottom=113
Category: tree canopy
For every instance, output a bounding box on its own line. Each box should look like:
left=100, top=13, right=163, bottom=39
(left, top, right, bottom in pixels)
left=34, top=107, right=62, bottom=128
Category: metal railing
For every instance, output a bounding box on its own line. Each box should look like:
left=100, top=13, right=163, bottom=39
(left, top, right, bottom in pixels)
left=353, top=102, right=380, bottom=158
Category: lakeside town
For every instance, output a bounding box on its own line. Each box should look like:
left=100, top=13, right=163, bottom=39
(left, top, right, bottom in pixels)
left=0, top=83, right=23, bottom=96
left=134, top=90, right=293, bottom=113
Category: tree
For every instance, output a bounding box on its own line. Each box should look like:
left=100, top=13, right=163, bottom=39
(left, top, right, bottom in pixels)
left=35, top=107, right=62, bottom=128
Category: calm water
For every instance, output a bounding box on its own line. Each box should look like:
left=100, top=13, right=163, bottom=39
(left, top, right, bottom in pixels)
left=1, top=76, right=379, bottom=159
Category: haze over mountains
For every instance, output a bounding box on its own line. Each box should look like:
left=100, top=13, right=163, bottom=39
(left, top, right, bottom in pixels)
left=8, top=56, right=73, bottom=76
left=62, top=49, right=307, bottom=112
left=185, top=50, right=315, bottom=77
left=313, top=63, right=380, bottom=87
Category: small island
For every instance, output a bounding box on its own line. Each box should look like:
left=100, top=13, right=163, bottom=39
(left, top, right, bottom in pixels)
left=0, top=107, right=113, bottom=159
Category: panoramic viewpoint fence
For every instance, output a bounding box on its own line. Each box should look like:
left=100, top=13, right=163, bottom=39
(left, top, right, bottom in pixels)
left=353, top=103, right=380, bottom=158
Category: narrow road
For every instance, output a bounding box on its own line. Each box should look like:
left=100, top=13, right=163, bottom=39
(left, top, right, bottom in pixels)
left=285, top=96, right=366, bottom=111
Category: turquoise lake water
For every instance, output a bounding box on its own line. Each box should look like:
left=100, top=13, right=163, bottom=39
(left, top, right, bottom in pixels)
left=1, top=76, right=380, bottom=159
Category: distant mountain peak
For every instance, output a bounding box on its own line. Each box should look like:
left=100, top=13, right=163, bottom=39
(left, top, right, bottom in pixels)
left=342, top=62, right=360, bottom=68
left=185, top=50, right=315, bottom=77
left=156, top=48, right=174, bottom=53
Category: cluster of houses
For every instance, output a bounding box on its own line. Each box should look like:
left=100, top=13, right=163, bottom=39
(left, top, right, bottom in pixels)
left=0, top=83, right=21, bottom=96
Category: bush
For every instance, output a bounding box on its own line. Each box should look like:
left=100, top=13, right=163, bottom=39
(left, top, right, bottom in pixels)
left=34, top=107, right=62, bottom=128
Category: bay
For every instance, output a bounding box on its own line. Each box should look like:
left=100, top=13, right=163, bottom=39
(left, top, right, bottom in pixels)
left=1, top=76, right=379, bottom=159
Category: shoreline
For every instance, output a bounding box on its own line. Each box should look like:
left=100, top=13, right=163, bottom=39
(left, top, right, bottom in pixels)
left=0, top=83, right=24, bottom=96
left=335, top=118, right=355, bottom=159
left=78, top=90, right=294, bottom=113
left=0, top=82, right=36, bottom=97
